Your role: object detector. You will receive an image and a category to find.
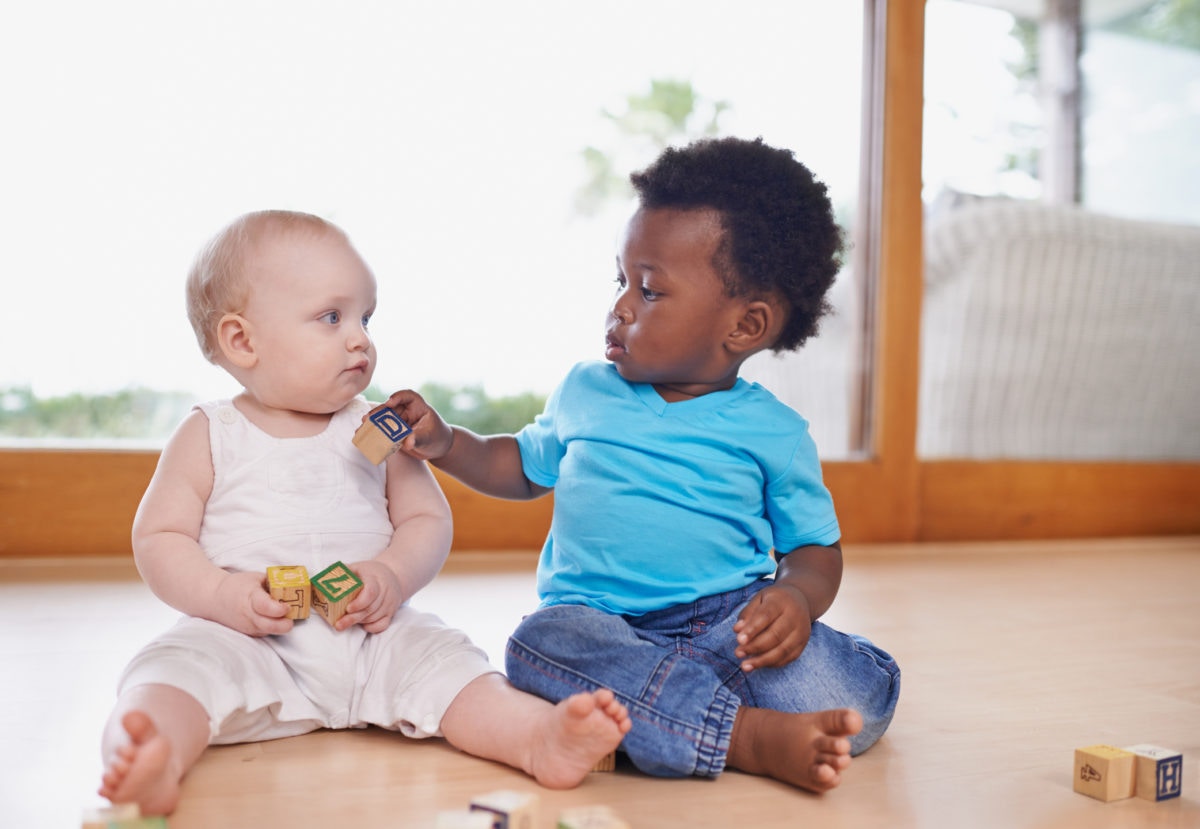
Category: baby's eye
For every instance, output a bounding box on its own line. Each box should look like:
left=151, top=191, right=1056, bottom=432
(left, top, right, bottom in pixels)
left=361, top=313, right=372, bottom=328
left=613, top=274, right=627, bottom=290
left=321, top=311, right=341, bottom=325
left=641, top=286, right=661, bottom=301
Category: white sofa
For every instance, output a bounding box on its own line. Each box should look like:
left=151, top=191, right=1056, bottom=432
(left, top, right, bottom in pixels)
left=919, top=197, right=1200, bottom=460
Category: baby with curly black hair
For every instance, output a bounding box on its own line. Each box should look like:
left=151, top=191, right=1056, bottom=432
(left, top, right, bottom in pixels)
left=384, top=136, right=900, bottom=793
left=629, top=135, right=844, bottom=353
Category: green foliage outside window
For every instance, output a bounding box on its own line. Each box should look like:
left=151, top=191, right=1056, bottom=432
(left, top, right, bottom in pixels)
left=0, top=384, right=544, bottom=442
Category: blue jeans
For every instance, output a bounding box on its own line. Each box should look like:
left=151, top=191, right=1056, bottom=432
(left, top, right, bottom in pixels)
left=505, top=579, right=900, bottom=779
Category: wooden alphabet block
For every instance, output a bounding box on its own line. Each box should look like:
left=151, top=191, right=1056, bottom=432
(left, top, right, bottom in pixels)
left=266, top=565, right=310, bottom=619
left=81, top=803, right=169, bottom=828
left=352, top=406, right=412, bottom=465
left=435, top=811, right=494, bottom=829
left=469, top=789, right=539, bottom=829
left=556, top=805, right=631, bottom=829
left=1073, top=744, right=1136, bottom=802
left=591, top=751, right=616, bottom=772
left=82, top=803, right=140, bottom=828
left=1125, top=744, right=1183, bottom=801
left=310, top=561, right=364, bottom=628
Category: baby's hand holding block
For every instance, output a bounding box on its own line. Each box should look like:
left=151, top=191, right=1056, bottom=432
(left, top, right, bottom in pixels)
left=311, top=560, right=364, bottom=628
left=352, top=405, right=412, bottom=464
left=266, top=565, right=310, bottom=619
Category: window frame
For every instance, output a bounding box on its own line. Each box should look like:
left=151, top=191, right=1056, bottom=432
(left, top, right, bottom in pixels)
left=2, top=1, right=1197, bottom=558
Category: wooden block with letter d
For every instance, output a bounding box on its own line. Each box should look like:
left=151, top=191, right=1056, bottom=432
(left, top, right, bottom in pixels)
left=1125, top=744, right=1183, bottom=802
left=266, top=565, right=310, bottom=619
left=311, top=561, right=364, bottom=628
left=352, top=405, right=412, bottom=465
left=1073, top=744, right=1136, bottom=802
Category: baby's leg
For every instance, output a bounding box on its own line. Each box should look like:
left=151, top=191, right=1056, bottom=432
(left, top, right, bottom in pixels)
left=727, top=706, right=862, bottom=793
left=440, top=673, right=631, bottom=789
left=98, top=683, right=210, bottom=816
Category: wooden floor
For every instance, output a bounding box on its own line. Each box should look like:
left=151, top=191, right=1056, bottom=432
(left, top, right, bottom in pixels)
left=2, top=537, right=1197, bottom=828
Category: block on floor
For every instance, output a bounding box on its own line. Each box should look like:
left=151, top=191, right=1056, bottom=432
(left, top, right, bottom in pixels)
left=1125, top=744, right=1183, bottom=802
left=1074, top=744, right=1136, bottom=802
left=469, top=789, right=539, bottom=829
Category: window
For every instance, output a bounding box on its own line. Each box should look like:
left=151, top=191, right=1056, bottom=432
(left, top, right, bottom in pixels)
left=0, top=1, right=867, bottom=460
left=920, top=0, right=1200, bottom=460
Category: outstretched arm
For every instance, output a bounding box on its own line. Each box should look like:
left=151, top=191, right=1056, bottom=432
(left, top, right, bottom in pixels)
left=382, top=389, right=550, bottom=501
left=132, top=411, right=293, bottom=637
left=732, top=541, right=844, bottom=672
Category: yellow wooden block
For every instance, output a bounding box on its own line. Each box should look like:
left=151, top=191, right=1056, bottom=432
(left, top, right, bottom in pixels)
left=1125, top=744, right=1184, bottom=801
left=311, top=561, right=364, bottom=628
left=591, top=751, right=616, bottom=772
left=469, top=790, right=539, bottom=829
left=266, top=565, right=310, bottom=620
left=352, top=406, right=412, bottom=465
left=1074, top=744, right=1136, bottom=802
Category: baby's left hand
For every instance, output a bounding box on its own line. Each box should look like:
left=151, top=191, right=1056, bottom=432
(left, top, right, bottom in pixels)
left=335, top=559, right=403, bottom=633
left=733, top=583, right=813, bottom=672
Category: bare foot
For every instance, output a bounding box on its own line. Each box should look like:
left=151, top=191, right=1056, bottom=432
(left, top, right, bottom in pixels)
left=528, top=689, right=632, bottom=789
left=727, top=707, right=862, bottom=793
left=97, top=711, right=182, bottom=816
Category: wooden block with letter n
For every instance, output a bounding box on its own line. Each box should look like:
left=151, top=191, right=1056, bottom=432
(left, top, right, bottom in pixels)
left=1126, top=744, right=1183, bottom=802
left=352, top=406, right=412, bottom=465
left=311, top=561, right=364, bottom=628
left=1073, top=744, right=1136, bottom=802
left=266, top=565, right=310, bottom=619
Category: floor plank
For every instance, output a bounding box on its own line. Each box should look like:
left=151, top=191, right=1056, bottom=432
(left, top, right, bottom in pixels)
left=2, top=538, right=1197, bottom=828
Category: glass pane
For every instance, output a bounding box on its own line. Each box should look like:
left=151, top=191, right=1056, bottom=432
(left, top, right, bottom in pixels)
left=0, top=1, right=866, bottom=458
left=920, top=0, right=1200, bottom=460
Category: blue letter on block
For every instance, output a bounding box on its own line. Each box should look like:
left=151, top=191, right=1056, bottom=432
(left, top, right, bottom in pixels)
left=1158, top=756, right=1182, bottom=800
left=370, top=408, right=413, bottom=442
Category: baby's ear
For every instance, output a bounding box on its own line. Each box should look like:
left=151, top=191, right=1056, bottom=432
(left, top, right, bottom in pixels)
left=216, top=313, right=258, bottom=369
left=726, top=300, right=776, bottom=355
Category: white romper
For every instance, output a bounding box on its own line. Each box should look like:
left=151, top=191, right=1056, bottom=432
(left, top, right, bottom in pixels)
left=118, top=398, right=495, bottom=743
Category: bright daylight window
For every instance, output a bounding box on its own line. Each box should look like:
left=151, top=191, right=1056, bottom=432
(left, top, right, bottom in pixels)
left=920, top=0, right=1200, bottom=460
left=0, top=1, right=867, bottom=459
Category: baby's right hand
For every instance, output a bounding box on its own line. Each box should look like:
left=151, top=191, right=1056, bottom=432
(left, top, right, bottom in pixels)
left=379, top=389, right=454, bottom=461
left=209, top=570, right=294, bottom=637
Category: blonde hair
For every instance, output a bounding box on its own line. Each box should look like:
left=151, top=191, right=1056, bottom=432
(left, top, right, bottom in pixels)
left=185, top=210, right=345, bottom=363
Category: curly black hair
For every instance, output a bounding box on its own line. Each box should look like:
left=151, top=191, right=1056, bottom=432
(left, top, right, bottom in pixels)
left=629, top=136, right=844, bottom=352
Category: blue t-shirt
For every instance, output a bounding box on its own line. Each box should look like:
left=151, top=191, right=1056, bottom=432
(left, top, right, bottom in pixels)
left=516, top=361, right=840, bottom=616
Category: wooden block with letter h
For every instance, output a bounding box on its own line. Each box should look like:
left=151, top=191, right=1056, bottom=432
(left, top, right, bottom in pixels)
left=266, top=565, right=310, bottom=619
left=1126, top=744, right=1183, bottom=802
left=311, top=561, right=364, bottom=627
